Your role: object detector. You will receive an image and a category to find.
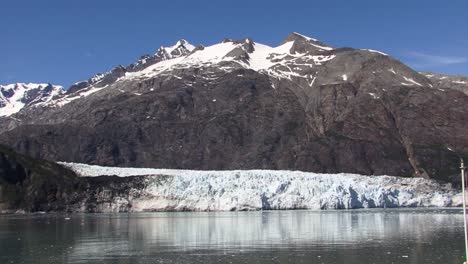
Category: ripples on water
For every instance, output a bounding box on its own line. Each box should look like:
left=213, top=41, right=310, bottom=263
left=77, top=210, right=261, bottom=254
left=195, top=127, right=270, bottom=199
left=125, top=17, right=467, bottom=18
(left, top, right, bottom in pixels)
left=0, top=209, right=464, bottom=264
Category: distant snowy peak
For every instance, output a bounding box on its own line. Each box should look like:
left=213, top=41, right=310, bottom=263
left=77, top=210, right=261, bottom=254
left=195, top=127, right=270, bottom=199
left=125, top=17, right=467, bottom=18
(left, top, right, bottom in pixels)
left=156, top=39, right=196, bottom=60
left=0, top=83, right=64, bottom=116
left=128, top=39, right=196, bottom=72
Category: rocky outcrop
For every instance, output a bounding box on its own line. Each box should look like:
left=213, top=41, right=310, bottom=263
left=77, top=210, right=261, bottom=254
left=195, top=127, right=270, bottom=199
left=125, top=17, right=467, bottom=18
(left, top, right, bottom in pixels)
left=0, top=144, right=81, bottom=212
left=0, top=145, right=147, bottom=213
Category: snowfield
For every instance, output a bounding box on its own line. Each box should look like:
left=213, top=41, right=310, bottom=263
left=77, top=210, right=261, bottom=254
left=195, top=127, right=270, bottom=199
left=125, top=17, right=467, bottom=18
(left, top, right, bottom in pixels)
left=59, top=162, right=462, bottom=211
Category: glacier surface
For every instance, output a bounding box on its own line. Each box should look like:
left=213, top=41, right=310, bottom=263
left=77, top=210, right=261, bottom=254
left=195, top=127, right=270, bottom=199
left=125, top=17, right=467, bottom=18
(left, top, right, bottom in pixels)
left=59, top=162, right=462, bottom=211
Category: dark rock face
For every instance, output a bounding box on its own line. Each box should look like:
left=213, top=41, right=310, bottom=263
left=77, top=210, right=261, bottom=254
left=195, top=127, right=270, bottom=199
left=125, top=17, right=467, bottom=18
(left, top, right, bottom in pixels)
left=0, top=145, right=147, bottom=213
left=0, top=144, right=81, bottom=212
left=0, top=34, right=467, bottom=184
left=67, top=65, right=127, bottom=93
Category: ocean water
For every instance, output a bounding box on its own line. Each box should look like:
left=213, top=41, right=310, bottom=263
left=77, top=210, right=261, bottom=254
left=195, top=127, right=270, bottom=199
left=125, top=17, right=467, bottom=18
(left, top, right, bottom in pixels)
left=0, top=209, right=464, bottom=264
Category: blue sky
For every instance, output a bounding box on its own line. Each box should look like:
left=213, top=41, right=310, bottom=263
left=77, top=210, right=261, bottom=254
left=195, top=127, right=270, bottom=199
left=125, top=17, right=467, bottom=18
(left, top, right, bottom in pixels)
left=1, top=0, right=467, bottom=87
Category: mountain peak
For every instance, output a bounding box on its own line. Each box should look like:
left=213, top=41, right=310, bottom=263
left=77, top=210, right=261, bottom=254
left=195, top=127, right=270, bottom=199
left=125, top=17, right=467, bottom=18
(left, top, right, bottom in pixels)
left=282, top=32, right=319, bottom=43
left=281, top=32, right=333, bottom=53
left=156, top=39, right=195, bottom=60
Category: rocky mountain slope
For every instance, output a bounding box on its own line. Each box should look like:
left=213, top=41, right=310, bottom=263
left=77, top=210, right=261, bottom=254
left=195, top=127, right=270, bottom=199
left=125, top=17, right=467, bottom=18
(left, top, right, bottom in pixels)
left=0, top=33, right=467, bottom=183
left=420, top=72, right=468, bottom=95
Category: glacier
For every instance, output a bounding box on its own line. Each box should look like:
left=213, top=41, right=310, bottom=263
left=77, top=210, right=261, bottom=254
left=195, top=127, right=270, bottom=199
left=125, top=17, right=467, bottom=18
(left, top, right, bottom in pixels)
left=59, top=162, right=462, bottom=212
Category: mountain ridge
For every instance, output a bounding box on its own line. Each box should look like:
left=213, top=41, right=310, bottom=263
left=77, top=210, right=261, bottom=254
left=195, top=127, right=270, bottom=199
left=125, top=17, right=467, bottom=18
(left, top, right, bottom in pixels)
left=2, top=33, right=466, bottom=115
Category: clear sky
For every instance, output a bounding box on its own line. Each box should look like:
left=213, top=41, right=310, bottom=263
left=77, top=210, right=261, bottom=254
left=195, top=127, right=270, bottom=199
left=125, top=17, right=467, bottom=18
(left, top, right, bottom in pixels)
left=1, top=0, right=467, bottom=88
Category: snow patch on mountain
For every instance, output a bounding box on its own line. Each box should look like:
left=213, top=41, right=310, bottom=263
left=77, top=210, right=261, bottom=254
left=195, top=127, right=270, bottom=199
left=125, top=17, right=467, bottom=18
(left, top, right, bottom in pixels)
left=363, top=49, right=388, bottom=56
left=59, top=162, right=461, bottom=211
left=308, top=42, right=333, bottom=51
left=310, top=55, right=336, bottom=65
left=248, top=42, right=295, bottom=70
left=402, top=76, right=423, bottom=86
left=189, top=42, right=237, bottom=62
left=51, top=85, right=111, bottom=107
left=292, top=32, right=319, bottom=42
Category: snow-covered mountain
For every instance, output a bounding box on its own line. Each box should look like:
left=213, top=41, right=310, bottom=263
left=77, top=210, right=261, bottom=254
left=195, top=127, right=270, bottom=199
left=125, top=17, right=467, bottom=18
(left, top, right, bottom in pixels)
left=0, top=32, right=467, bottom=184
left=1, top=33, right=434, bottom=113
left=0, top=83, right=63, bottom=117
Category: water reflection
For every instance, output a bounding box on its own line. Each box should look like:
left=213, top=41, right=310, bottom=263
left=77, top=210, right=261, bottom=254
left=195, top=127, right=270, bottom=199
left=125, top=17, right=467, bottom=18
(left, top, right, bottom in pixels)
left=0, top=209, right=464, bottom=264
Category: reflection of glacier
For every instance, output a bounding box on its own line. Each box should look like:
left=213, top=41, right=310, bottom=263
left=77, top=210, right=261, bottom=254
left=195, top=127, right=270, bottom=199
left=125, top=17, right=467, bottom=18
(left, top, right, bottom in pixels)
left=66, top=210, right=463, bottom=261
left=125, top=210, right=462, bottom=248
left=61, top=163, right=462, bottom=211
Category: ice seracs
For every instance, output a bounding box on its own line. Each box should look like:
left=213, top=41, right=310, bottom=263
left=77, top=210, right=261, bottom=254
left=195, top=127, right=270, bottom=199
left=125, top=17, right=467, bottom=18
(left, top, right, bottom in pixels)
left=59, top=162, right=462, bottom=211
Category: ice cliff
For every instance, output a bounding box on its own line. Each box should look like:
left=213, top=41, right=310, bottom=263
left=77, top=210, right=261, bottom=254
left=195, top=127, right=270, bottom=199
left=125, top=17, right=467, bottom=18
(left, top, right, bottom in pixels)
left=59, top=163, right=462, bottom=211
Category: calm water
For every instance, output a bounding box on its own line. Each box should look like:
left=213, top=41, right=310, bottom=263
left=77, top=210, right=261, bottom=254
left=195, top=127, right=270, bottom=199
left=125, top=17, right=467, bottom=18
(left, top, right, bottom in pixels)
left=0, top=209, right=464, bottom=264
